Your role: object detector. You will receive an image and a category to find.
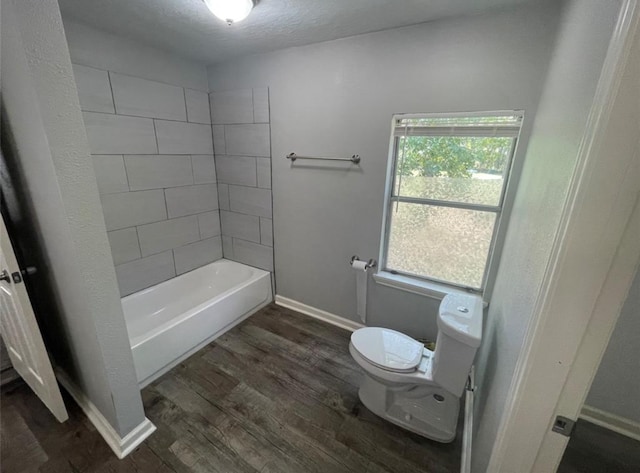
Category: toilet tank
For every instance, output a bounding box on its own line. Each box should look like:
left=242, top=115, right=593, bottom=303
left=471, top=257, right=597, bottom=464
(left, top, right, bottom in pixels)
left=431, top=293, right=483, bottom=397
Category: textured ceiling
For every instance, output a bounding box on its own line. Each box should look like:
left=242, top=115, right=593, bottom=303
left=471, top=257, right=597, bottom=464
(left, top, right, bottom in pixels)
left=58, top=0, right=532, bottom=65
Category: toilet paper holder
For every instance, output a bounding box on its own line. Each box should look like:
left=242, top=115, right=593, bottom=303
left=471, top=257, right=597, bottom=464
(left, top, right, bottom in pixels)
left=350, top=255, right=377, bottom=270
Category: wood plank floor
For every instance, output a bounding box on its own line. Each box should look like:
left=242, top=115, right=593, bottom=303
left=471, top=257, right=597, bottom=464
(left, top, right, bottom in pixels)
left=557, top=419, right=640, bottom=473
left=1, top=303, right=462, bottom=473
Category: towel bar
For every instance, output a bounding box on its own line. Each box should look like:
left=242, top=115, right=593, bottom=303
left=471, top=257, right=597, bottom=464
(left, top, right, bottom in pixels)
left=286, top=152, right=360, bottom=164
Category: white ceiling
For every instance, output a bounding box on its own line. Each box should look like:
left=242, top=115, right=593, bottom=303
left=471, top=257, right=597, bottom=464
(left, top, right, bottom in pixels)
left=58, top=0, right=533, bottom=65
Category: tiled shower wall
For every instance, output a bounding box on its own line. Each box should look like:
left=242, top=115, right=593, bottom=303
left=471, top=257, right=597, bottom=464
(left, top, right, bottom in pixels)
left=210, top=89, right=274, bottom=273
left=73, top=63, right=222, bottom=296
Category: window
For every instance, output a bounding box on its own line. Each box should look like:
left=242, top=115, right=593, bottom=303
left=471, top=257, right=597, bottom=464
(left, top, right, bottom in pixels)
left=381, top=112, right=523, bottom=291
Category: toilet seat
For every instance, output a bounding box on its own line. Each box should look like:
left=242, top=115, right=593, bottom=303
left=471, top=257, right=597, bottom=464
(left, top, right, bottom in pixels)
left=351, top=327, right=424, bottom=373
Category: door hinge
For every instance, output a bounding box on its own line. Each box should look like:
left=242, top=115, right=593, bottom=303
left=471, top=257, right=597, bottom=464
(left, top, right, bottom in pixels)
left=552, top=416, right=576, bottom=437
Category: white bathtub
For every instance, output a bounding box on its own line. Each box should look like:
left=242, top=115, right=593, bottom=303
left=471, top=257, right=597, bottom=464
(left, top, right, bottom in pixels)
left=122, top=259, right=272, bottom=387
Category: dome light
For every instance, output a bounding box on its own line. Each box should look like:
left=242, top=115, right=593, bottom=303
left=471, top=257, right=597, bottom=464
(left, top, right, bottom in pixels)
left=203, top=0, right=254, bottom=25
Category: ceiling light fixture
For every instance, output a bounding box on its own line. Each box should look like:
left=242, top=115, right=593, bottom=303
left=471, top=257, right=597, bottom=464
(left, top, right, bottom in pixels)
left=203, top=0, right=254, bottom=25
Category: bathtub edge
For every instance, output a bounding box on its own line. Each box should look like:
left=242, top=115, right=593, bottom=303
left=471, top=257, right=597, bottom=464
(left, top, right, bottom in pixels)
left=136, top=297, right=272, bottom=389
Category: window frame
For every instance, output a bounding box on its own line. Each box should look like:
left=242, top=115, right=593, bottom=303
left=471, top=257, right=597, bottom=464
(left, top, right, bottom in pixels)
left=379, top=111, right=524, bottom=293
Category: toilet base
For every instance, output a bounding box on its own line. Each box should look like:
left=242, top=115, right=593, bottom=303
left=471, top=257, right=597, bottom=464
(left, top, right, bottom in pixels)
left=357, top=375, right=459, bottom=443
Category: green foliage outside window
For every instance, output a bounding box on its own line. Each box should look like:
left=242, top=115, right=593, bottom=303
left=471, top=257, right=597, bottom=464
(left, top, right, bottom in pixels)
left=397, top=136, right=513, bottom=178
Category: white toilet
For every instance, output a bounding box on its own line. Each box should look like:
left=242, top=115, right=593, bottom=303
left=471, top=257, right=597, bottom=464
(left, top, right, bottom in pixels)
left=349, top=293, right=483, bottom=442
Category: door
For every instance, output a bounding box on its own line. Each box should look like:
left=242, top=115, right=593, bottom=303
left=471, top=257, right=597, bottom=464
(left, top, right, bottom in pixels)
left=485, top=2, right=640, bottom=469
left=0, top=215, right=68, bottom=422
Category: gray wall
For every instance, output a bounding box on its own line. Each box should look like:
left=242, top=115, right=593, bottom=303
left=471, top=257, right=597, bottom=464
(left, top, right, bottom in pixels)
left=63, top=20, right=209, bottom=92
left=207, top=2, right=561, bottom=339
left=472, top=1, right=623, bottom=471
left=586, top=268, right=640, bottom=423
left=3, top=0, right=146, bottom=437
left=211, top=89, right=275, bottom=272
left=65, top=21, right=223, bottom=296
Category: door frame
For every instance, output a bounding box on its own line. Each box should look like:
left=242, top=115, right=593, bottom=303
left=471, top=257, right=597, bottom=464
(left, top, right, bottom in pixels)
left=486, top=0, right=640, bottom=471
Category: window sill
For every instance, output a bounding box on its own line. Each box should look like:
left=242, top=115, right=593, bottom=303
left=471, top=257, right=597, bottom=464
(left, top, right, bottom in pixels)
left=373, top=271, right=489, bottom=307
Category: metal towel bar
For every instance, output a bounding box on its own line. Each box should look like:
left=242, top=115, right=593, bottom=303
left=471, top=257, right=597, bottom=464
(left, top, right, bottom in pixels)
left=286, top=152, right=361, bottom=164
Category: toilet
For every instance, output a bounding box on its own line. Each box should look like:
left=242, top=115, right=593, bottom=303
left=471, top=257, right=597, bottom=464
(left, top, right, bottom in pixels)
left=349, top=293, right=483, bottom=442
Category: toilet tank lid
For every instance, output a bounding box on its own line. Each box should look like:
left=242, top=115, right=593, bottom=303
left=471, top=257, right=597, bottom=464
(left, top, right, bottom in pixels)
left=437, top=294, right=483, bottom=348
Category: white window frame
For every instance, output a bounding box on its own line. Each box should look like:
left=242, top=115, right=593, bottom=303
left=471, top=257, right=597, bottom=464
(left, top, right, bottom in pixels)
left=377, top=111, right=524, bottom=295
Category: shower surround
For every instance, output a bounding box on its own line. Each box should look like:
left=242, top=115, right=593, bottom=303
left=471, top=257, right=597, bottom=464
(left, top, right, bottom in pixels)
left=74, top=71, right=276, bottom=386
left=74, top=63, right=222, bottom=296
left=210, top=88, right=274, bottom=274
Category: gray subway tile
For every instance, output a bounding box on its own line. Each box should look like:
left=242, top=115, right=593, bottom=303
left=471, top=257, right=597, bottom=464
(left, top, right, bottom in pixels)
left=83, top=112, right=157, bottom=155
left=115, top=251, right=175, bottom=296
left=256, top=157, right=271, bottom=189
left=222, top=236, right=233, bottom=259
left=92, top=155, right=129, bottom=194
left=100, top=190, right=166, bottom=231
left=224, top=124, right=270, bottom=157
left=124, top=154, right=193, bottom=190
left=253, top=88, right=269, bottom=123
left=260, top=218, right=273, bottom=247
left=174, top=237, right=223, bottom=275
left=232, top=238, right=274, bottom=271
left=192, top=155, right=217, bottom=184
left=220, top=210, right=260, bottom=243
left=211, top=89, right=253, bottom=124
left=212, top=125, right=226, bottom=154
left=185, top=89, right=211, bottom=124
left=215, top=155, right=256, bottom=186
left=137, top=216, right=200, bottom=257
left=229, top=185, right=272, bottom=218
left=198, top=211, right=221, bottom=239
left=155, top=120, right=214, bottom=155
left=72, top=64, right=115, bottom=113
left=110, top=72, right=186, bottom=121
left=165, top=184, right=218, bottom=218
left=218, top=184, right=230, bottom=211
left=107, top=228, right=141, bottom=265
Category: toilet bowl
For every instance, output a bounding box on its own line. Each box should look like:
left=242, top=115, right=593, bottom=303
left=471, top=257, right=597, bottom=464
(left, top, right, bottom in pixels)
left=349, top=293, right=483, bottom=442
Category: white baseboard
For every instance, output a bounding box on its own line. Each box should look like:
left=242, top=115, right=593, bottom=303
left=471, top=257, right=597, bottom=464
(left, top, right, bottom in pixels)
left=580, top=405, right=640, bottom=442
left=275, top=295, right=365, bottom=332
left=56, top=370, right=156, bottom=459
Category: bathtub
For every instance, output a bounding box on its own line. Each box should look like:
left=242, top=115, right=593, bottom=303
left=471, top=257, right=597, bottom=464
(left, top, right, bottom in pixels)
left=122, top=259, right=272, bottom=387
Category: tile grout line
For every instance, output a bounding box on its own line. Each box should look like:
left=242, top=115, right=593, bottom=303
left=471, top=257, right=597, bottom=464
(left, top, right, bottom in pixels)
left=226, top=234, right=272, bottom=250
left=73, top=62, right=208, bottom=92
left=133, top=226, right=143, bottom=261
left=183, top=88, right=189, bottom=123
left=229, top=237, right=273, bottom=271
left=137, top=231, right=216, bottom=261
left=91, top=152, right=214, bottom=157
left=171, top=248, right=177, bottom=277
left=152, top=119, right=160, bottom=154
left=252, top=88, right=256, bottom=124
left=116, top=214, right=221, bottom=265
left=84, top=108, right=210, bottom=125
left=222, top=124, right=227, bottom=155
left=219, top=180, right=271, bottom=191
left=219, top=206, right=270, bottom=221
left=114, top=248, right=172, bottom=270
left=106, top=70, right=117, bottom=113
left=208, top=93, right=224, bottom=244
left=190, top=155, right=196, bottom=187
left=196, top=208, right=204, bottom=240
left=98, top=181, right=216, bottom=197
